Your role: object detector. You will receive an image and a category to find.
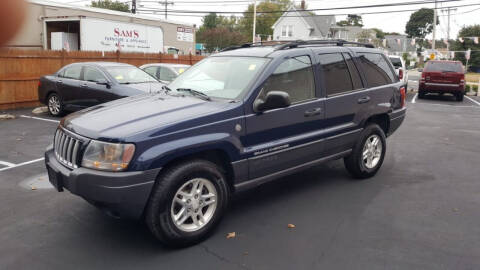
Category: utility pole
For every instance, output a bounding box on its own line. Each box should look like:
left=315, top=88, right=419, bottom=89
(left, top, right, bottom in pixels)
left=442, top=7, right=457, bottom=58
left=252, top=0, right=257, bottom=43
left=159, top=0, right=174, bottom=20
left=432, top=0, right=437, bottom=51
left=132, top=0, right=136, bottom=14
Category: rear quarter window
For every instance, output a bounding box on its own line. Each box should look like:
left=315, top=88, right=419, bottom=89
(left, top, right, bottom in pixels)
left=358, top=53, right=396, bottom=87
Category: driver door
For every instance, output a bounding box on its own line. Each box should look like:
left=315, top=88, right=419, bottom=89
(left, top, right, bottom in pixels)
left=244, top=54, right=325, bottom=179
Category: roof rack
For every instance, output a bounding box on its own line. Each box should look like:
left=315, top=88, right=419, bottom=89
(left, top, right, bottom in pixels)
left=274, top=39, right=375, bottom=50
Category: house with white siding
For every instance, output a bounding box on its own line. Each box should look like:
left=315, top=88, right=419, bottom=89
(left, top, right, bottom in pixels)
left=271, top=6, right=336, bottom=41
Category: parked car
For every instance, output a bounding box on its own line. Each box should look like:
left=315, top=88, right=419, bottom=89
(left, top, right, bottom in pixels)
left=38, top=62, right=164, bottom=116
left=418, top=60, right=466, bottom=101
left=45, top=40, right=406, bottom=247
left=140, top=63, right=191, bottom=84
left=388, top=55, right=408, bottom=87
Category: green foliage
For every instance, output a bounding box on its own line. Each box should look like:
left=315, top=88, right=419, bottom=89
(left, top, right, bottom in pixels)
left=337, top=14, right=363, bottom=27
left=372, top=28, right=385, bottom=39
left=197, top=13, right=248, bottom=52
left=91, top=0, right=130, bottom=12
left=473, top=85, right=479, bottom=93
left=405, top=8, right=438, bottom=39
left=240, top=1, right=292, bottom=40
left=451, top=25, right=480, bottom=68
left=465, top=84, right=471, bottom=92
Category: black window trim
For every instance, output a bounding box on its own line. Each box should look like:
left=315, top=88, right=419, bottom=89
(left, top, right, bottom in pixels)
left=254, top=54, right=318, bottom=107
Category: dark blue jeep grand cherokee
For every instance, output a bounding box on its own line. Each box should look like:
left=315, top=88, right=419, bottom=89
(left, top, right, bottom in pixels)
left=45, top=40, right=406, bottom=247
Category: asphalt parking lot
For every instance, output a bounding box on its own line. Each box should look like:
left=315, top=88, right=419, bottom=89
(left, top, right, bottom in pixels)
left=1, top=93, right=480, bottom=270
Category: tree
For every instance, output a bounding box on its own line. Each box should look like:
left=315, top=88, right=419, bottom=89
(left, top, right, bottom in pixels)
left=337, top=14, right=363, bottom=27
left=197, top=13, right=248, bottom=52
left=451, top=25, right=480, bottom=69
left=240, top=0, right=292, bottom=41
left=405, top=8, right=438, bottom=65
left=91, top=0, right=130, bottom=12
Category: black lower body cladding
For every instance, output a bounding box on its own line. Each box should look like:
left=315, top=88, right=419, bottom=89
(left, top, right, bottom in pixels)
left=45, top=145, right=161, bottom=219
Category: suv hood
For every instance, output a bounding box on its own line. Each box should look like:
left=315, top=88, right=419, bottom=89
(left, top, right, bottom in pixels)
left=62, top=93, right=232, bottom=140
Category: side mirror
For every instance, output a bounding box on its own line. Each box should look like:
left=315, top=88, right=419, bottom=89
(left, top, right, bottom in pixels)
left=96, top=79, right=111, bottom=87
left=254, top=91, right=291, bottom=112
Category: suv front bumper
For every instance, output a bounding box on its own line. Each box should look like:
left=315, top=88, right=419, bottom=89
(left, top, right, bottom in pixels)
left=45, top=145, right=160, bottom=219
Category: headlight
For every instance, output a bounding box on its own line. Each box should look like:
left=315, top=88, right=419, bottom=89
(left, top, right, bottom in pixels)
left=81, top=140, right=135, bottom=172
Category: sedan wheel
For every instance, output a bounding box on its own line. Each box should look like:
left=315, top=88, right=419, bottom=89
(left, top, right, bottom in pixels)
left=48, top=94, right=63, bottom=116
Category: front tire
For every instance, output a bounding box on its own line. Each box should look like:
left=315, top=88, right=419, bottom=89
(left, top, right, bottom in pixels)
left=47, top=93, right=64, bottom=116
left=344, top=124, right=387, bottom=179
left=145, top=160, right=229, bottom=247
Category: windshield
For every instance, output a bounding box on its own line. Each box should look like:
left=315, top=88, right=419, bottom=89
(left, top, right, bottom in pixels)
left=106, top=66, right=158, bottom=84
left=389, top=57, right=402, bottom=68
left=173, top=66, right=189, bottom=75
left=168, top=56, right=269, bottom=99
left=425, top=61, right=463, bottom=73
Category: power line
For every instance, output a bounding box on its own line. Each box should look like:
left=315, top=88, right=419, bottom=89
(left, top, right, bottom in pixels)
left=137, top=2, right=480, bottom=17
left=137, top=0, right=466, bottom=14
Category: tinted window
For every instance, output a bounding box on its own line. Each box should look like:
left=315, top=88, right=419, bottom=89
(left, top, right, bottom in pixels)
left=83, top=67, right=105, bottom=82
left=389, top=57, right=403, bottom=68
left=425, top=61, right=463, bottom=73
left=143, top=66, right=158, bottom=79
left=358, top=53, right=396, bottom=87
left=262, top=56, right=315, bottom=103
left=318, top=53, right=353, bottom=96
left=63, top=66, right=82, bottom=80
left=159, top=67, right=177, bottom=82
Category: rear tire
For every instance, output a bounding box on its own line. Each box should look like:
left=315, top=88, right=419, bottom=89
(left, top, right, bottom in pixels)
left=344, top=124, right=387, bottom=179
left=456, top=92, right=464, bottom=102
left=418, top=90, right=425, bottom=99
left=47, top=93, right=64, bottom=116
left=145, top=160, right=229, bottom=247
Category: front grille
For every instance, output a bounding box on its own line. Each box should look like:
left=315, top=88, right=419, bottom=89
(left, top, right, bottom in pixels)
left=54, top=129, right=84, bottom=169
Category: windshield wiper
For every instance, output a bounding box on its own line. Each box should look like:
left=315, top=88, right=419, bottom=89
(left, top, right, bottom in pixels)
left=176, top=88, right=211, bottom=101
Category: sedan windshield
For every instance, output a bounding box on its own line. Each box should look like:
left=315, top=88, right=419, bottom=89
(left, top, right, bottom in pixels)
left=106, top=66, right=158, bottom=84
left=168, top=56, right=268, bottom=99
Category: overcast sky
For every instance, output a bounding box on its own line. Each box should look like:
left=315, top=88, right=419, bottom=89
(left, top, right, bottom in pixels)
left=52, top=0, right=480, bottom=39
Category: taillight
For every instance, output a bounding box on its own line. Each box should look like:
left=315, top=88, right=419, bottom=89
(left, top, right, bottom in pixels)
left=400, top=87, right=406, bottom=108
left=38, top=81, right=42, bottom=87
left=398, top=68, right=404, bottom=80
left=460, top=74, right=465, bottom=85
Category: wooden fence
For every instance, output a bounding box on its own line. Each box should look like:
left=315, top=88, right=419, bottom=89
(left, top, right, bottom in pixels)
left=0, top=49, right=204, bottom=110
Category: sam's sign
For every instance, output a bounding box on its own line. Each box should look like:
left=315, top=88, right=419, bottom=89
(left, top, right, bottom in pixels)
left=80, top=18, right=164, bottom=53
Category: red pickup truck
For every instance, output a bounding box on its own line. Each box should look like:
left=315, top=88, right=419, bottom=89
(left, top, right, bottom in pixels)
left=419, top=60, right=466, bottom=101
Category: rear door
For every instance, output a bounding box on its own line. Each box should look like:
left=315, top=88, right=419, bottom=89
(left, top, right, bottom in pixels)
left=425, top=61, right=463, bottom=85
left=244, top=51, right=325, bottom=179
left=317, top=51, right=370, bottom=156
left=81, top=66, right=118, bottom=106
left=57, top=65, right=83, bottom=109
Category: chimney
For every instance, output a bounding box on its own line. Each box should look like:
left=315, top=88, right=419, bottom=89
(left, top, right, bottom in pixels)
left=301, top=0, right=305, bottom=10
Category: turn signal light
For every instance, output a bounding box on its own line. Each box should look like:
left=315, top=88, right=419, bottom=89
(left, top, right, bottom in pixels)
left=398, top=68, right=404, bottom=80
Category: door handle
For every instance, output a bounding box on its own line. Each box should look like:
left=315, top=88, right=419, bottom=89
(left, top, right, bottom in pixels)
left=357, top=96, right=371, bottom=104
left=56, top=80, right=63, bottom=84
left=80, top=83, right=88, bottom=87
left=304, top=107, right=322, bottom=117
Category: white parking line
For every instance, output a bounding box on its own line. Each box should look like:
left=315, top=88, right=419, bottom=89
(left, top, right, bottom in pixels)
left=411, top=93, right=418, bottom=104
left=19, top=115, right=59, bottom=123
left=465, top=96, right=480, bottom=107
left=0, top=158, right=45, bottom=172
left=0, top=161, right=16, bottom=167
